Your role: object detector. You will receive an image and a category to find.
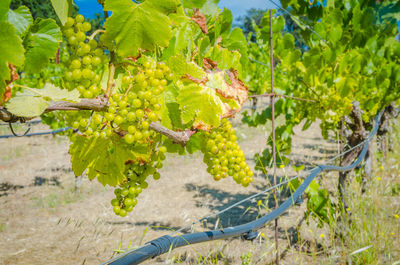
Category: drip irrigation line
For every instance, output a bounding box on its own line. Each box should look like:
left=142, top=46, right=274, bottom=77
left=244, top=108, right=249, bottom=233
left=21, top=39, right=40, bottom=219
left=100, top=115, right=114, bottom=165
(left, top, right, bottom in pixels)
left=102, top=111, right=383, bottom=265
left=0, top=120, right=42, bottom=126
left=0, top=127, right=71, bottom=139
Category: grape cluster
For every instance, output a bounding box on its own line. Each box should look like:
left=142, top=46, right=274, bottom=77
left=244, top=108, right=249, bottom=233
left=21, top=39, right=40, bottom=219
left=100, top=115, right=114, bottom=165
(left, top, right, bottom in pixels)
left=202, top=119, right=254, bottom=187
left=111, top=147, right=166, bottom=217
left=70, top=62, right=173, bottom=141
left=62, top=15, right=105, bottom=98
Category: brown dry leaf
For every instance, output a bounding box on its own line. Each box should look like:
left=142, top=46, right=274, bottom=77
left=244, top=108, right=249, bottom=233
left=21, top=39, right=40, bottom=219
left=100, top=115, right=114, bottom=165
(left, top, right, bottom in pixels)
left=202, top=58, right=218, bottom=70
left=1, top=64, right=19, bottom=105
left=204, top=70, right=249, bottom=119
left=182, top=74, right=208, bottom=84
left=191, top=9, right=208, bottom=34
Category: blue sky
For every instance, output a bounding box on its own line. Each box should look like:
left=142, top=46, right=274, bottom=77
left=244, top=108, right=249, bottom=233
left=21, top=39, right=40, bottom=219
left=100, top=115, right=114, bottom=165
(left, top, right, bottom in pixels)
left=74, top=0, right=279, bottom=20
left=218, top=0, right=278, bottom=20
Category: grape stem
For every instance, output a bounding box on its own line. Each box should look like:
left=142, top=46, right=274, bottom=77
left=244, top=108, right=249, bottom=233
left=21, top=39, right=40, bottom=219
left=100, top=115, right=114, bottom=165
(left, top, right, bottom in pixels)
left=0, top=97, right=196, bottom=146
left=89, top=29, right=105, bottom=40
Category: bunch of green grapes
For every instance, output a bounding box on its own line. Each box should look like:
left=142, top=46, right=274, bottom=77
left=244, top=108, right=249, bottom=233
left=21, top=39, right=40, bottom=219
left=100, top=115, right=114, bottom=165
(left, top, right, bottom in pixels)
left=71, top=61, right=172, bottom=216
left=111, top=147, right=166, bottom=217
left=202, top=119, right=254, bottom=187
left=62, top=14, right=105, bottom=98
left=71, top=62, right=172, bottom=140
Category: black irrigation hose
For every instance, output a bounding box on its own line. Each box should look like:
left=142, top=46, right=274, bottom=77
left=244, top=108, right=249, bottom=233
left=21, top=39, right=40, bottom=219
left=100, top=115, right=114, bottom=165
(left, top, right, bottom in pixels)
left=0, top=127, right=71, bottom=139
left=0, top=120, right=42, bottom=126
left=105, top=111, right=382, bottom=265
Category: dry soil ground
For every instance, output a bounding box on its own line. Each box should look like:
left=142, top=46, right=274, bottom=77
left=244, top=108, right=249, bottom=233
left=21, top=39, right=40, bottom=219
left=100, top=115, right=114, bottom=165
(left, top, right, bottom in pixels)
left=0, top=114, right=348, bottom=265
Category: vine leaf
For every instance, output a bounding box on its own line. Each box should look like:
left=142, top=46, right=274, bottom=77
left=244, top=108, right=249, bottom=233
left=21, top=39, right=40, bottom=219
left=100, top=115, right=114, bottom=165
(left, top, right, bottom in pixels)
left=6, top=6, right=33, bottom=37
left=6, top=83, right=80, bottom=117
left=23, top=18, right=62, bottom=74
left=0, top=0, right=10, bottom=20
left=177, top=81, right=224, bottom=130
left=0, top=21, right=24, bottom=98
left=168, top=54, right=206, bottom=80
left=182, top=0, right=206, bottom=8
left=50, top=0, right=74, bottom=25
left=206, top=71, right=248, bottom=114
left=104, top=0, right=179, bottom=57
left=70, top=135, right=151, bottom=186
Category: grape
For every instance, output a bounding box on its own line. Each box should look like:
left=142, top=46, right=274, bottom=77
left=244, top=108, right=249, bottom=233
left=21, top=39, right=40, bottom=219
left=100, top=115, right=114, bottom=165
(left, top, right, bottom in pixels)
left=82, top=55, right=92, bottom=65
left=75, top=14, right=84, bottom=23
left=76, top=31, right=86, bottom=42
left=65, top=17, right=75, bottom=28
left=201, top=119, right=254, bottom=186
left=125, top=134, right=134, bottom=144
left=82, top=22, right=92, bottom=32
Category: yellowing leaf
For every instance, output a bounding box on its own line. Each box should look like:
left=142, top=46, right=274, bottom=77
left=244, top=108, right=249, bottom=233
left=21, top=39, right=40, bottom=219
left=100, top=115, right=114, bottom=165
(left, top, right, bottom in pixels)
left=177, top=81, right=224, bottom=130
left=6, top=83, right=79, bottom=117
left=50, top=0, right=74, bottom=25
left=0, top=21, right=24, bottom=95
left=168, top=54, right=206, bottom=80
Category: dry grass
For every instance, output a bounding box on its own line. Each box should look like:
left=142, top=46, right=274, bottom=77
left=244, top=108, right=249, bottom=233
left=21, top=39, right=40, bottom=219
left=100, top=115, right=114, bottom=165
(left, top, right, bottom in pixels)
left=0, top=116, right=399, bottom=265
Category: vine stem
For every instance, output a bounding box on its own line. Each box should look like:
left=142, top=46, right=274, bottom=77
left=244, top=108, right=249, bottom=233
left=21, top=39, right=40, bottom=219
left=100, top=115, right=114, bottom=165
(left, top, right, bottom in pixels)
left=0, top=97, right=195, bottom=146
left=106, top=53, right=116, bottom=98
left=270, top=9, right=279, bottom=265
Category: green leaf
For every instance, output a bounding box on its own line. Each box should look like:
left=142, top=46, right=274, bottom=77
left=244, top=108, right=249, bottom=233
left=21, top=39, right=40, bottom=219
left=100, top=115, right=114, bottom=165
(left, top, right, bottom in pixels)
left=7, top=6, right=33, bottom=37
left=168, top=54, right=206, bottom=79
left=6, top=90, right=49, bottom=117
left=6, top=83, right=79, bottom=117
left=104, top=0, right=179, bottom=57
left=39, top=83, right=80, bottom=101
left=50, top=0, right=73, bottom=25
left=0, top=0, right=10, bottom=21
left=222, top=27, right=248, bottom=65
left=155, top=84, right=176, bottom=128
left=215, top=8, right=233, bottom=38
left=23, top=18, right=62, bottom=74
left=329, top=26, right=342, bottom=43
left=0, top=21, right=24, bottom=95
left=207, top=46, right=242, bottom=77
left=283, top=33, right=295, bottom=50
left=70, top=135, right=150, bottom=186
left=182, top=0, right=206, bottom=8
left=326, top=0, right=334, bottom=8
left=177, top=81, right=224, bottom=130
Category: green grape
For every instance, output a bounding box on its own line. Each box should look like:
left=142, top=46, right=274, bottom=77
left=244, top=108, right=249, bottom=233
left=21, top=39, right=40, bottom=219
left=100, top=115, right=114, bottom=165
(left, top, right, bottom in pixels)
left=82, top=68, right=93, bottom=79
left=83, top=90, right=93, bottom=98
left=127, top=112, right=136, bottom=121
left=76, top=31, right=86, bottom=42
left=125, top=134, right=135, bottom=144
left=72, top=69, right=82, bottom=80
left=82, top=55, right=92, bottom=65
left=114, top=115, right=124, bottom=125
left=82, top=22, right=91, bottom=32
left=64, top=28, right=74, bottom=38
left=201, top=119, right=254, bottom=187
left=75, top=14, right=84, bottom=23
left=159, top=146, right=167, bottom=153
left=65, top=17, right=75, bottom=28
left=68, top=35, right=78, bottom=45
